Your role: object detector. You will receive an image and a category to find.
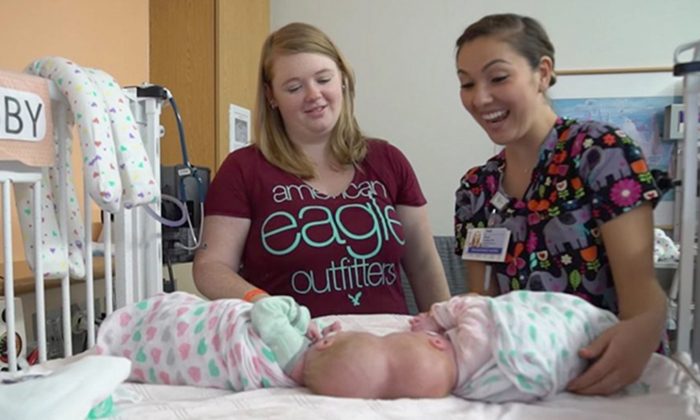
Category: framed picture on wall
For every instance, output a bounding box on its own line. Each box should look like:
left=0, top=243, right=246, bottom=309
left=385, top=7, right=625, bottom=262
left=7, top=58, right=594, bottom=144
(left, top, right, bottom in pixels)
left=229, top=103, right=251, bottom=152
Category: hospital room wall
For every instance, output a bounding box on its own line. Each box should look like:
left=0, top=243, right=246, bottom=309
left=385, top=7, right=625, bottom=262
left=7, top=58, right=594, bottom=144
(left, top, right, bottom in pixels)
left=271, top=0, right=700, bottom=236
left=175, top=0, right=700, bottom=296
left=0, top=0, right=149, bottom=262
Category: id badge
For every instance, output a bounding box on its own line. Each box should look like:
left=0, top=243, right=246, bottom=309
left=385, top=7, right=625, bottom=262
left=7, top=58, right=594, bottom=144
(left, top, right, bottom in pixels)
left=462, top=228, right=511, bottom=262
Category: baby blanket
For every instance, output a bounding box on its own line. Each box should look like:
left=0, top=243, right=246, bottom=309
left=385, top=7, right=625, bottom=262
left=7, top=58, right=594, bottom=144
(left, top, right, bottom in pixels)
left=0, top=355, right=130, bottom=420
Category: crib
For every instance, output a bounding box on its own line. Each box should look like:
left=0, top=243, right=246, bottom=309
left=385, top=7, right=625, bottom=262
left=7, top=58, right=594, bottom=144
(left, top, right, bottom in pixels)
left=1, top=56, right=700, bottom=420
left=0, top=59, right=164, bottom=370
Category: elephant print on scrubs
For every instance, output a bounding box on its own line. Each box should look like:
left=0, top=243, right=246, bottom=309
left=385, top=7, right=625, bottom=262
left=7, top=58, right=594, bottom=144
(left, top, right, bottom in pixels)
left=581, top=267, right=618, bottom=313
left=582, top=265, right=608, bottom=295
left=454, top=118, right=662, bottom=314
left=542, top=208, right=591, bottom=255
left=579, top=146, right=631, bottom=189
left=455, top=186, right=486, bottom=223
left=527, top=269, right=568, bottom=292
left=500, top=215, right=528, bottom=243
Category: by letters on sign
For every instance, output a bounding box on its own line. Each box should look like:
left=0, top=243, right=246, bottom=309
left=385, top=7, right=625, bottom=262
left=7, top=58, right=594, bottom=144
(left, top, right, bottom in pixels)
left=0, top=86, right=46, bottom=141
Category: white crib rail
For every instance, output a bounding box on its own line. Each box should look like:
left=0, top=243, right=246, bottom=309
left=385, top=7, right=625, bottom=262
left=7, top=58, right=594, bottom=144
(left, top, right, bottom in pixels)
left=0, top=79, right=63, bottom=370
left=1, top=162, right=44, bottom=371
left=1, top=81, right=164, bottom=372
left=114, top=88, right=164, bottom=308
left=55, top=93, right=72, bottom=358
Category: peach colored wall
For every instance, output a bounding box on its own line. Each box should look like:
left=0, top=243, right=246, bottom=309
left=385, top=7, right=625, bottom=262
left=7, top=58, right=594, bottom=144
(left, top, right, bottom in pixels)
left=0, top=0, right=148, bottom=262
left=0, top=0, right=148, bottom=82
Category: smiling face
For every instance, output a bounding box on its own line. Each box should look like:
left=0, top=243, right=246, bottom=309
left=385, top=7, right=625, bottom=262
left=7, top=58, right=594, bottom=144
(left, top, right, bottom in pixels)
left=266, top=52, right=344, bottom=146
left=456, top=36, right=554, bottom=148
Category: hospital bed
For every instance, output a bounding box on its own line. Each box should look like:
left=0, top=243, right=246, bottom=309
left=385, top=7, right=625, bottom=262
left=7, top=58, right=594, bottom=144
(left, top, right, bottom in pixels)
left=1, top=53, right=700, bottom=419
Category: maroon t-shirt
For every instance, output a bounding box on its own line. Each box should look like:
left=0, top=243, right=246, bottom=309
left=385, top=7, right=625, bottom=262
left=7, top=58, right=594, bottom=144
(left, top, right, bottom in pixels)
left=205, top=139, right=426, bottom=316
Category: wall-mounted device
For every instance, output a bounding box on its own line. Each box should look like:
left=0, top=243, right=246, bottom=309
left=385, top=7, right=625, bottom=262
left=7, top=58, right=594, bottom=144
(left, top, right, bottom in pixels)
left=161, top=164, right=210, bottom=264
left=664, top=103, right=700, bottom=140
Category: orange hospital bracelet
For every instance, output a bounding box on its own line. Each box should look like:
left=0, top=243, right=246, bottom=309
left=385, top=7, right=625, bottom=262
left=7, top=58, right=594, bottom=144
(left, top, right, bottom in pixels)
left=243, top=288, right=267, bottom=302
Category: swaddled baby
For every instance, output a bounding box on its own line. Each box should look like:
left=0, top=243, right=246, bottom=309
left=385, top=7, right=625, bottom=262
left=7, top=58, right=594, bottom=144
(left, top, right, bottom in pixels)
left=301, top=291, right=618, bottom=402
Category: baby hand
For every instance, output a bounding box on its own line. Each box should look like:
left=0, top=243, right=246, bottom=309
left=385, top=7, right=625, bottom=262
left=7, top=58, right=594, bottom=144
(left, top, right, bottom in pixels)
left=306, top=320, right=341, bottom=343
left=409, top=312, right=441, bottom=333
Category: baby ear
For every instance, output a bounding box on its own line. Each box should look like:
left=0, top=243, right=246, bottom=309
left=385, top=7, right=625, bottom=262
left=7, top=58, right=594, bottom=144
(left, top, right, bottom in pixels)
left=428, top=334, right=449, bottom=351
left=312, top=335, right=336, bottom=351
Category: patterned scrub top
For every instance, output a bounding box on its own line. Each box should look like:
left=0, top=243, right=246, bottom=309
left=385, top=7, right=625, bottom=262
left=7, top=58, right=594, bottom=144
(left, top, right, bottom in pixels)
left=454, top=117, right=661, bottom=314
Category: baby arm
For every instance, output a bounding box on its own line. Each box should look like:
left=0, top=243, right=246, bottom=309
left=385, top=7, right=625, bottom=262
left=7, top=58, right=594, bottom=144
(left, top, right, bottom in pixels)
left=306, top=320, right=342, bottom=343
left=410, top=293, right=487, bottom=333
left=251, top=296, right=313, bottom=373
left=424, top=295, right=484, bottom=331
left=409, top=312, right=444, bottom=333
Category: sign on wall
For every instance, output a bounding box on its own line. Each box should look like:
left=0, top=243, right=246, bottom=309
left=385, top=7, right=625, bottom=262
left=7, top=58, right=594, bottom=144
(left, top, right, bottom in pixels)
left=0, top=86, right=46, bottom=141
left=0, top=70, right=54, bottom=167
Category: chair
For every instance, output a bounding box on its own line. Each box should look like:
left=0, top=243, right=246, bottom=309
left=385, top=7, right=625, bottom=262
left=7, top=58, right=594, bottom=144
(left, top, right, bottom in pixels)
left=401, top=235, right=467, bottom=314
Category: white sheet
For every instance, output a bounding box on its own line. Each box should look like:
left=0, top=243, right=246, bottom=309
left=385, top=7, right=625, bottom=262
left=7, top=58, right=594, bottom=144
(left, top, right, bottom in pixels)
left=0, top=355, right=130, bottom=420
left=105, top=314, right=700, bottom=419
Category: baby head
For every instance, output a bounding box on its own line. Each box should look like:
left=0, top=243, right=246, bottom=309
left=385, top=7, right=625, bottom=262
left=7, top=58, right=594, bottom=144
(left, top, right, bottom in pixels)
left=300, top=330, right=457, bottom=399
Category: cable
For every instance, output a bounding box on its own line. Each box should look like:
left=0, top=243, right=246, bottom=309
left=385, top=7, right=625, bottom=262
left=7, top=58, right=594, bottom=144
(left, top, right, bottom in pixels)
left=166, top=252, right=175, bottom=283
left=162, top=88, right=206, bottom=250
left=127, top=84, right=207, bottom=252
left=143, top=193, right=188, bottom=227
left=166, top=94, right=193, bottom=174
left=173, top=202, right=205, bottom=251
left=164, top=252, right=176, bottom=293
left=163, top=87, right=206, bottom=205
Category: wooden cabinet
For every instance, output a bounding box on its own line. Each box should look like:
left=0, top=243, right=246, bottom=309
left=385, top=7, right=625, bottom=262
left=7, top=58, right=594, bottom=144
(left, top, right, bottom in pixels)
left=149, top=0, right=269, bottom=172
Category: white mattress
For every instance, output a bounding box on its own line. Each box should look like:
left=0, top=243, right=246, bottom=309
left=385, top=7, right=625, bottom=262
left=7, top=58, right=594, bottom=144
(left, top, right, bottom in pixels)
left=105, top=314, right=700, bottom=420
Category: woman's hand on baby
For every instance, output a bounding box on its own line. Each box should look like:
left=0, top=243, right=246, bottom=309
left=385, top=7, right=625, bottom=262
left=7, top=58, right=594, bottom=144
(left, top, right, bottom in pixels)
left=409, top=312, right=442, bottom=333
left=306, top=320, right=342, bottom=343
left=567, top=317, right=656, bottom=395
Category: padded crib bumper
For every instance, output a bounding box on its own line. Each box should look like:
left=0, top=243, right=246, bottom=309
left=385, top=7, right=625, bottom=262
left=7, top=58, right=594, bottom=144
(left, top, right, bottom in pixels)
left=27, top=57, right=159, bottom=211
left=84, top=67, right=158, bottom=209
left=27, top=57, right=123, bottom=212
left=7, top=57, right=160, bottom=279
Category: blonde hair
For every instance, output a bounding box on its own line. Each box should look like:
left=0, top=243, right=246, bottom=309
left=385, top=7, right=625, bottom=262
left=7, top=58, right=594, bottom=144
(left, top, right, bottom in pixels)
left=254, top=22, right=366, bottom=179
